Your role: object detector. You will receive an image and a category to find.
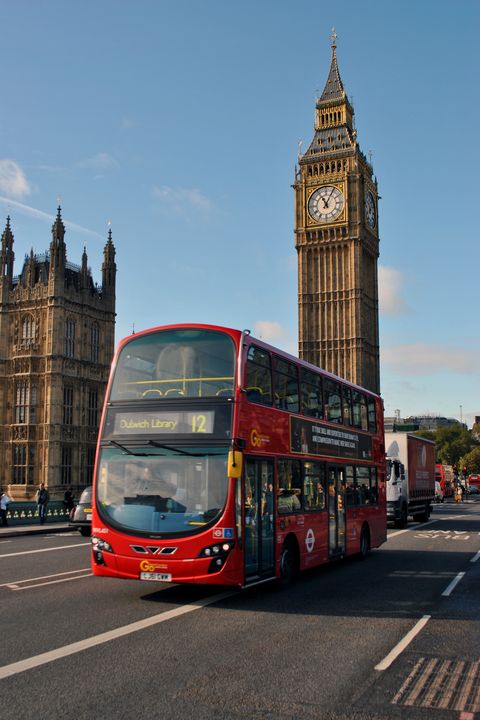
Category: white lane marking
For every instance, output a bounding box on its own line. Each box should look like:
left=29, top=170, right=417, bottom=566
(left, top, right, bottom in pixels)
left=0, top=543, right=88, bottom=559
left=471, top=550, right=480, bottom=563
left=441, top=572, right=465, bottom=597
left=0, top=590, right=236, bottom=679
left=375, top=615, right=431, bottom=671
left=10, top=573, right=92, bottom=591
left=0, top=568, right=91, bottom=590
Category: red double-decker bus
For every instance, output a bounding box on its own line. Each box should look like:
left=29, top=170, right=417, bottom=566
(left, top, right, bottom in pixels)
left=91, top=324, right=386, bottom=587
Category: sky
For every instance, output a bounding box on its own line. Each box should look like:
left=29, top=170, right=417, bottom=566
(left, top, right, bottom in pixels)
left=0, top=0, right=479, bottom=428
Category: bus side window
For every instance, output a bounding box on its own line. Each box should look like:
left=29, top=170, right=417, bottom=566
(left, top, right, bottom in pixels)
left=345, top=465, right=356, bottom=506
left=300, top=368, right=323, bottom=419
left=324, top=378, right=342, bottom=424
left=273, top=357, right=299, bottom=413
left=303, top=461, right=325, bottom=511
left=342, top=387, right=353, bottom=427
left=367, top=398, right=377, bottom=432
left=352, top=391, right=368, bottom=430
left=245, top=346, right=272, bottom=405
left=277, top=459, right=302, bottom=514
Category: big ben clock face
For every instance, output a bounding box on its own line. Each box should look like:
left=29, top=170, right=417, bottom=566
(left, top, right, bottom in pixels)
left=365, top=190, right=376, bottom=229
left=308, top=185, right=345, bottom=223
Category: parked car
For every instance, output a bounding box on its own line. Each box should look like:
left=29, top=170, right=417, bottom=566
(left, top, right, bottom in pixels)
left=435, top=480, right=444, bottom=503
left=467, top=483, right=479, bottom=495
left=70, top=486, right=92, bottom=536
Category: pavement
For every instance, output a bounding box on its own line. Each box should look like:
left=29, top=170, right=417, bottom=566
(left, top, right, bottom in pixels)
left=0, top=522, right=74, bottom=538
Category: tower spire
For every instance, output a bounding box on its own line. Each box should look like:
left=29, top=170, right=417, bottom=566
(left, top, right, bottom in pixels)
left=319, top=27, right=345, bottom=102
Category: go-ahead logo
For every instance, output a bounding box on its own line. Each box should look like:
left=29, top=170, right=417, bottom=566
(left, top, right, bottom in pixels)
left=140, top=559, right=168, bottom=572
left=250, top=428, right=270, bottom=448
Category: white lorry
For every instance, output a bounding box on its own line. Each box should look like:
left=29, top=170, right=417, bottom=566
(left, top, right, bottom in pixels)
left=385, top=432, right=436, bottom=527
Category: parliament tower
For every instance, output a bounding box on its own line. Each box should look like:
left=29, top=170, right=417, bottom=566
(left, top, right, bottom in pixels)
left=0, top=208, right=116, bottom=499
left=294, top=32, right=380, bottom=393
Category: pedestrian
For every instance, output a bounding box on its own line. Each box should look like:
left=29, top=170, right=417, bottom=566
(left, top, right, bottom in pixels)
left=36, top=482, right=49, bottom=524
left=0, top=488, right=12, bottom=527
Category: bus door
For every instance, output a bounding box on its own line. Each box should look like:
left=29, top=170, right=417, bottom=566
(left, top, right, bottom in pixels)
left=327, top=465, right=346, bottom=557
left=244, top=458, right=275, bottom=581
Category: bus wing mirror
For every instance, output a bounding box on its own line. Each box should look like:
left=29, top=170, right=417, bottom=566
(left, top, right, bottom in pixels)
left=228, top=450, right=243, bottom=479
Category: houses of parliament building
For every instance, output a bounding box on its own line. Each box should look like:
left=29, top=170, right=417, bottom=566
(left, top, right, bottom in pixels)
left=0, top=208, right=116, bottom=499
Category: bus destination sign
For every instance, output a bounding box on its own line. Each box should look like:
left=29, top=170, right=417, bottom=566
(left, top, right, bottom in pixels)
left=290, top=416, right=372, bottom=460
left=112, top=410, right=215, bottom=436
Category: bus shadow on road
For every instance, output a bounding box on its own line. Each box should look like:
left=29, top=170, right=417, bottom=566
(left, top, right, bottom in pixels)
left=138, top=544, right=480, bottom=623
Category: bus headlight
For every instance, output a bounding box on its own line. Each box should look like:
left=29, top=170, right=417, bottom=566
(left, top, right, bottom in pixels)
left=197, top=541, right=234, bottom=573
left=91, top=536, right=114, bottom=565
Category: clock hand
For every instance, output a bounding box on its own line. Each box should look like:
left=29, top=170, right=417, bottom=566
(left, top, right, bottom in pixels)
left=328, top=187, right=336, bottom=201
left=322, top=198, right=329, bottom=209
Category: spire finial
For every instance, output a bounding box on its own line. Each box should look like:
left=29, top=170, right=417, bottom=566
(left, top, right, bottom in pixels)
left=330, top=27, right=337, bottom=54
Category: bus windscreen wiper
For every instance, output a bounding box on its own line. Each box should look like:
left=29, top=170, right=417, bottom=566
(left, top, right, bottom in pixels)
left=108, top=440, right=149, bottom=456
left=147, top=440, right=196, bottom=456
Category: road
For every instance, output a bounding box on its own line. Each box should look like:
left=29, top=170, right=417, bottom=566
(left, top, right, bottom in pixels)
left=1, top=501, right=479, bottom=720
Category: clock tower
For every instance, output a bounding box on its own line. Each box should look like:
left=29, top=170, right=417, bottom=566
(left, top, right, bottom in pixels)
left=294, top=31, right=380, bottom=394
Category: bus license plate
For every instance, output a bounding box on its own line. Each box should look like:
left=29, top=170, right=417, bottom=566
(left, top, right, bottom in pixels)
left=140, top=572, right=172, bottom=582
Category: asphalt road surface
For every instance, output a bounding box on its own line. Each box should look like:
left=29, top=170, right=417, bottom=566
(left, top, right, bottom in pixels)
left=1, top=501, right=479, bottom=720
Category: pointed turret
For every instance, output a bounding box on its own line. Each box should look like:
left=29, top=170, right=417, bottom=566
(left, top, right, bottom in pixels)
left=102, top=226, right=116, bottom=298
left=26, top=248, right=36, bottom=287
left=49, top=206, right=66, bottom=277
left=80, top=245, right=90, bottom=289
left=0, top=216, right=15, bottom=280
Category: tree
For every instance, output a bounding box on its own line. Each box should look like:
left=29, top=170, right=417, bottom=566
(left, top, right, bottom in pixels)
left=459, top=446, right=480, bottom=474
left=414, top=425, right=477, bottom=466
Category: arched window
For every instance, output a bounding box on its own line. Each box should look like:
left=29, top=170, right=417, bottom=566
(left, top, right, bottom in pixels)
left=65, top=319, right=76, bottom=358
left=22, top=315, right=35, bottom=345
left=90, top=324, right=100, bottom=363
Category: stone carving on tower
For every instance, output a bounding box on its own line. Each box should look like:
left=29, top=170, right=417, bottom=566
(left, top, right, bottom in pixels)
left=294, top=31, right=380, bottom=394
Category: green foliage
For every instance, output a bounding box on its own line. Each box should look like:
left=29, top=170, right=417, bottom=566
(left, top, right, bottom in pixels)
left=414, top=424, right=478, bottom=466
left=459, top=446, right=480, bottom=474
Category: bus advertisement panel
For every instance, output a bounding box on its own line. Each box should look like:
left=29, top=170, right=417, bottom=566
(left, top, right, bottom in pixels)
left=91, top=324, right=386, bottom=588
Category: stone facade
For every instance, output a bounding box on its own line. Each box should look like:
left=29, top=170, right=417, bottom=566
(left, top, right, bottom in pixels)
left=0, top=208, right=116, bottom=499
left=294, top=35, right=380, bottom=394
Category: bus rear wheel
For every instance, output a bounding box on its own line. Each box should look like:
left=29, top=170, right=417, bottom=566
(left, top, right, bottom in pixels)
left=358, top=526, right=370, bottom=560
left=278, top=539, right=298, bottom=587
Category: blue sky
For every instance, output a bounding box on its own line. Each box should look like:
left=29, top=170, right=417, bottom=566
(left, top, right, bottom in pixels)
left=0, top=0, right=479, bottom=427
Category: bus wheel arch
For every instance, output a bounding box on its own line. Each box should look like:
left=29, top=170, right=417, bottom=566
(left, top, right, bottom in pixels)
left=358, top=523, right=371, bottom=560
left=278, top=534, right=300, bottom=587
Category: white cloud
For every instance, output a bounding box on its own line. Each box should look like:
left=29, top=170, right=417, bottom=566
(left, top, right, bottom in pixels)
left=381, top=342, right=480, bottom=376
left=152, top=185, right=214, bottom=218
left=253, top=320, right=297, bottom=355
left=0, top=160, right=31, bottom=198
left=378, top=265, right=410, bottom=316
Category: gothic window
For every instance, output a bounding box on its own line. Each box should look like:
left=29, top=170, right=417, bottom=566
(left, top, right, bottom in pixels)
left=63, top=386, right=74, bottom=425
left=65, top=319, right=76, bottom=357
left=22, top=314, right=35, bottom=347
left=90, top=323, right=100, bottom=363
left=61, top=446, right=72, bottom=485
left=14, top=382, right=37, bottom=424
left=13, top=445, right=34, bottom=484
left=87, top=389, right=98, bottom=427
